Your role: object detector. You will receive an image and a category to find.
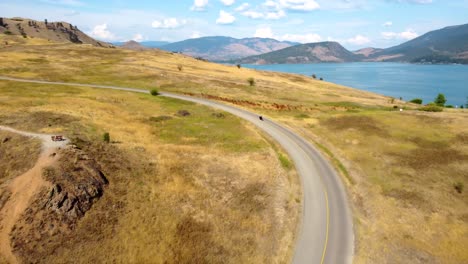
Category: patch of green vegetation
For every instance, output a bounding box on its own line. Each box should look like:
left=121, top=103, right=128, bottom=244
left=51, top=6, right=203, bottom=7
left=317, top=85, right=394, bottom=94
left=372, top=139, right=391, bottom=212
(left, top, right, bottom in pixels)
left=419, top=105, right=443, bottom=112
left=146, top=96, right=267, bottom=152
left=295, top=113, right=310, bottom=119
left=278, top=153, right=293, bottom=170
left=150, top=89, right=159, bottom=96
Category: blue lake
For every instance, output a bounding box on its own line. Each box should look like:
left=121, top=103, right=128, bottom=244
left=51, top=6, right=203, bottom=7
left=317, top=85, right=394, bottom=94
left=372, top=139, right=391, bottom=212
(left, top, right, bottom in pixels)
left=244, top=62, right=468, bottom=107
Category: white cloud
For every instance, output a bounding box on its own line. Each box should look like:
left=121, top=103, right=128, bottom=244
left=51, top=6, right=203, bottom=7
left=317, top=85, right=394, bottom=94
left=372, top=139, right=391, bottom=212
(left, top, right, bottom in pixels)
left=88, top=24, right=116, bottom=40
left=220, top=0, right=235, bottom=6
left=216, top=10, right=236, bottom=24
left=254, top=27, right=274, bottom=38
left=400, top=30, right=419, bottom=39
left=254, top=26, right=321, bottom=43
left=382, top=21, right=393, bottom=27
left=242, top=10, right=265, bottom=19
left=279, top=33, right=322, bottom=43
left=132, top=33, right=144, bottom=42
left=269, top=0, right=320, bottom=11
left=382, top=29, right=418, bottom=40
left=235, top=2, right=250, bottom=11
left=191, top=31, right=202, bottom=38
left=347, top=34, right=371, bottom=45
left=265, top=9, right=286, bottom=19
left=191, top=0, right=209, bottom=11
left=151, top=18, right=186, bottom=29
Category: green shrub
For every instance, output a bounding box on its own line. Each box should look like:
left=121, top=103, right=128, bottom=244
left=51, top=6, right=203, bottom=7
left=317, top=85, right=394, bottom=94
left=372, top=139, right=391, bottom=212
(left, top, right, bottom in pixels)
left=419, top=105, right=443, bottom=112
left=410, top=98, right=423, bottom=104
left=103, top=132, right=110, bottom=143
left=434, top=93, right=446, bottom=106
left=149, top=116, right=172, bottom=122
left=311, top=74, right=316, bottom=79
left=236, top=64, right=241, bottom=69
left=4, top=30, right=12, bottom=35
left=150, top=89, right=159, bottom=96
left=446, top=105, right=454, bottom=108
left=177, top=64, right=183, bottom=71
left=454, top=182, right=464, bottom=194
left=247, top=77, right=255, bottom=86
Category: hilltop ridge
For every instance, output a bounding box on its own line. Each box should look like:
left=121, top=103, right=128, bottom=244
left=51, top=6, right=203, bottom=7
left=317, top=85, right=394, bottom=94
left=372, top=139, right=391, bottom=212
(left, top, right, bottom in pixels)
left=0, top=17, right=112, bottom=47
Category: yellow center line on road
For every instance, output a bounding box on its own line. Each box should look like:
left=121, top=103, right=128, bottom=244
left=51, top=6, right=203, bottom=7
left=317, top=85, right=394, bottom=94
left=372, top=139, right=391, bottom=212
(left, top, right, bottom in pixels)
left=269, top=123, right=330, bottom=264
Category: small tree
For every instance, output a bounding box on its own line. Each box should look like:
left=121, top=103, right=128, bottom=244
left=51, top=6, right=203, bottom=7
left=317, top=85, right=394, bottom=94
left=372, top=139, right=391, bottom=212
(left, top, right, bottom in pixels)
left=410, top=98, right=423, bottom=104
left=0, top=18, right=4, bottom=27
left=311, top=74, right=316, bottom=79
left=45, top=19, right=48, bottom=25
left=177, top=64, right=183, bottom=71
left=236, top=64, right=241, bottom=69
left=319, top=77, right=323, bottom=81
left=103, top=132, right=110, bottom=143
left=150, top=89, right=159, bottom=96
left=434, top=93, right=446, bottom=106
left=247, top=77, right=255, bottom=86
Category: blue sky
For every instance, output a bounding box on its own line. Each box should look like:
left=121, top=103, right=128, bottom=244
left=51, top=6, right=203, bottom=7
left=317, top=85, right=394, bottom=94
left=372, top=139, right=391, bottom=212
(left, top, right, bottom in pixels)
left=1, top=0, right=467, bottom=49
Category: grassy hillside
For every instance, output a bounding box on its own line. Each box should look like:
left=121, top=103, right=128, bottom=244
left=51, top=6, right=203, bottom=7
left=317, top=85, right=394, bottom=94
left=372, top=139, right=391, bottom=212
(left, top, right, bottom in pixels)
left=1, top=34, right=467, bottom=263
left=0, top=66, right=300, bottom=261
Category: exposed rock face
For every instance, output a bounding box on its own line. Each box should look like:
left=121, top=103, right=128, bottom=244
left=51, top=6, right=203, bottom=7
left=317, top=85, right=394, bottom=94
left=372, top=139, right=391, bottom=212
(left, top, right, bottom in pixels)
left=0, top=17, right=113, bottom=47
left=42, top=149, right=109, bottom=223
left=10, top=146, right=109, bottom=261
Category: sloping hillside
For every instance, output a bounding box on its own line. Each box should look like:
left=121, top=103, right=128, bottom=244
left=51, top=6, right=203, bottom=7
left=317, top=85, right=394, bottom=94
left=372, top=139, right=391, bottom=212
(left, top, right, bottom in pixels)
left=159, top=36, right=296, bottom=61
left=0, top=17, right=112, bottom=47
left=368, top=23, right=468, bottom=63
left=237, top=41, right=360, bottom=64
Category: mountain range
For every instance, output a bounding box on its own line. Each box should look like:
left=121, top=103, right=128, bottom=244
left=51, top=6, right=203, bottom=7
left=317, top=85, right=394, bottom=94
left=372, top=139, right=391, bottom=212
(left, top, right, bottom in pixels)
left=1, top=17, right=466, bottom=64
left=157, top=36, right=298, bottom=61
left=235, top=23, right=468, bottom=64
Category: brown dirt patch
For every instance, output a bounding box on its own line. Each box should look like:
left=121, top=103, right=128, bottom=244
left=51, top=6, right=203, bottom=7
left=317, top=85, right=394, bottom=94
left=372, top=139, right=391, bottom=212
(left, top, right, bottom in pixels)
left=171, top=216, right=227, bottom=264
left=395, top=147, right=467, bottom=170
left=322, top=115, right=388, bottom=136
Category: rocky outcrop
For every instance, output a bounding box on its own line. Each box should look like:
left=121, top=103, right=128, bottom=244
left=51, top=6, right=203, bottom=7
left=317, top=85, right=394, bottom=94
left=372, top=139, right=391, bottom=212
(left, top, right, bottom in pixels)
left=10, top=146, right=109, bottom=261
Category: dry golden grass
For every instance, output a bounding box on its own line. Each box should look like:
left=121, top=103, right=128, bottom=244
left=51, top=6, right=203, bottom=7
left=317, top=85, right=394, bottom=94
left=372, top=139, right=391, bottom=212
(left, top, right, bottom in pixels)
left=0, top=79, right=300, bottom=263
left=1, top=35, right=467, bottom=263
left=0, top=131, right=41, bottom=186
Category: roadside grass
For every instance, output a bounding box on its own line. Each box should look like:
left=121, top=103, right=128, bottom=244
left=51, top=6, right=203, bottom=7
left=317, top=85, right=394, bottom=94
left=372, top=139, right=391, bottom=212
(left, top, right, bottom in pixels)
left=0, top=80, right=300, bottom=263
left=1, top=36, right=467, bottom=263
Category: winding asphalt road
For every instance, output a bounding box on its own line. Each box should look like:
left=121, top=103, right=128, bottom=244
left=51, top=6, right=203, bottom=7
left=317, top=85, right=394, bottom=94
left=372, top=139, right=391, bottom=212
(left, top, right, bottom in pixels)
left=0, top=76, right=354, bottom=264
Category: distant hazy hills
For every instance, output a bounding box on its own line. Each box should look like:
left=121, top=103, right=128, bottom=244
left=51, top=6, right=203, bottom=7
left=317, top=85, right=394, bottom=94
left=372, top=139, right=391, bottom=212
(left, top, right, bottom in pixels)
left=0, top=17, right=112, bottom=47
left=157, top=36, right=298, bottom=61
left=112, top=41, right=170, bottom=48
left=236, top=23, right=468, bottom=64
left=364, top=23, right=468, bottom=64
left=236, top=41, right=359, bottom=64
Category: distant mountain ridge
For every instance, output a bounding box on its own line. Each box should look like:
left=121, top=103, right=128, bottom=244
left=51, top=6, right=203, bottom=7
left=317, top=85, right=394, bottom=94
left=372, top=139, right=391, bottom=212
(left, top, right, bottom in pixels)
left=364, top=23, right=468, bottom=63
left=0, top=17, right=112, bottom=47
left=236, top=23, right=468, bottom=64
left=158, top=36, right=298, bottom=61
left=236, top=41, right=360, bottom=64
left=112, top=41, right=170, bottom=48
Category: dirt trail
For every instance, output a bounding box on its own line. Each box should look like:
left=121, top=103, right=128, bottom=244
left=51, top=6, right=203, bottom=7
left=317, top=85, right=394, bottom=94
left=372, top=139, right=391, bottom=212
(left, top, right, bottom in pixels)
left=0, top=126, right=68, bottom=263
